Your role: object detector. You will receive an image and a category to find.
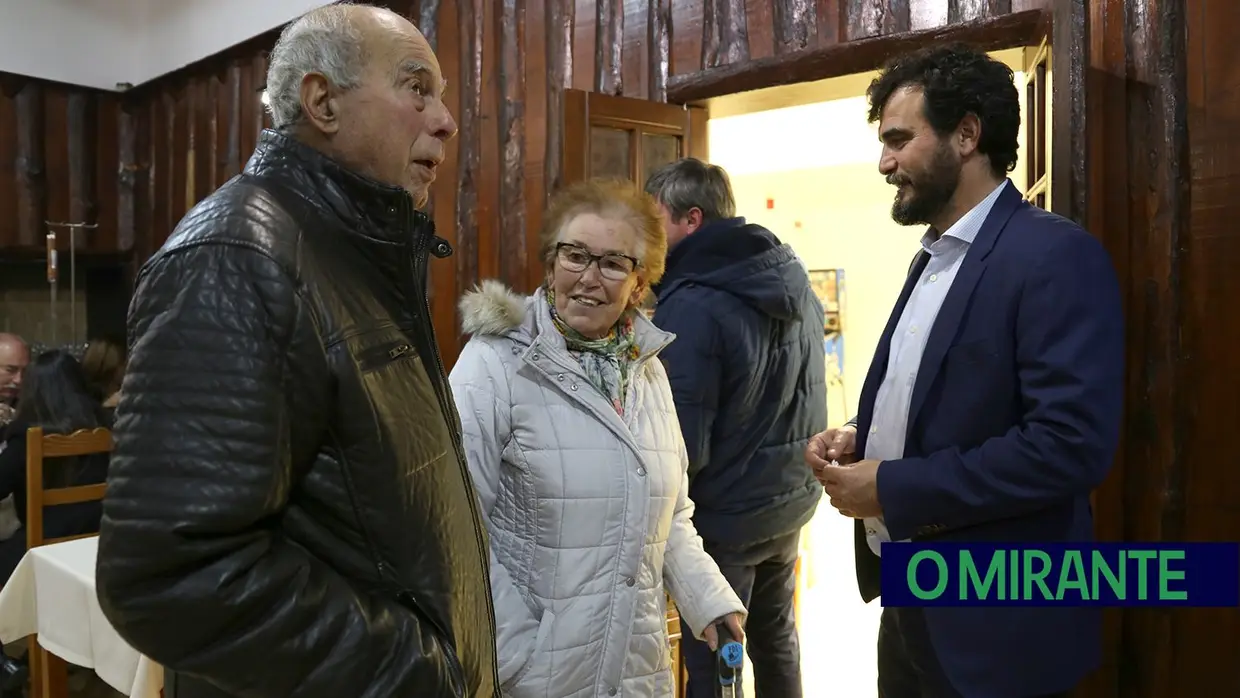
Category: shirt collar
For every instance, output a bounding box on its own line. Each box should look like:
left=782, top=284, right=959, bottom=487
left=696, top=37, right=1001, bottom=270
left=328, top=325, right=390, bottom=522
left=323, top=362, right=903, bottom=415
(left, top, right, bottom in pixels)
left=920, top=179, right=1012, bottom=253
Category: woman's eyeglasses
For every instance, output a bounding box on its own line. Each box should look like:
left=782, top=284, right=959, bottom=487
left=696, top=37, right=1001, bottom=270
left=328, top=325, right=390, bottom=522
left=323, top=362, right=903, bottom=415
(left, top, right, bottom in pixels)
left=555, top=243, right=639, bottom=281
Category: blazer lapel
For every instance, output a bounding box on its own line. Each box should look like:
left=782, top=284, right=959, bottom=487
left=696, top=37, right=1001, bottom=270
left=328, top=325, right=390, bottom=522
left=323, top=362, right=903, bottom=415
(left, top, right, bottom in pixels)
left=904, top=184, right=1024, bottom=437
left=855, top=249, right=929, bottom=450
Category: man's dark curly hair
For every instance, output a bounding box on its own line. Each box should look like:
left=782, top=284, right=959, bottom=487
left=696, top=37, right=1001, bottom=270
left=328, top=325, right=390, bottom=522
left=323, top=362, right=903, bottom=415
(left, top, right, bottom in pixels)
left=866, top=43, right=1021, bottom=178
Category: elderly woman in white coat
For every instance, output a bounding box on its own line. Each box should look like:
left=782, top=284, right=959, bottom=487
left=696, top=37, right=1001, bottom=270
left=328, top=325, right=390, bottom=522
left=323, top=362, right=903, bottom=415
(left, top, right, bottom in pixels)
left=450, top=178, right=746, bottom=698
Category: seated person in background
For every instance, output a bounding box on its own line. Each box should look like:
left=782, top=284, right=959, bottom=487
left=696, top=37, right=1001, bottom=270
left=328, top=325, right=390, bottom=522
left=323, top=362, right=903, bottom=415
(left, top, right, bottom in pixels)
left=0, top=349, right=110, bottom=583
left=79, top=336, right=127, bottom=416
left=0, top=349, right=109, bottom=695
left=450, top=178, right=746, bottom=698
left=0, top=334, right=29, bottom=429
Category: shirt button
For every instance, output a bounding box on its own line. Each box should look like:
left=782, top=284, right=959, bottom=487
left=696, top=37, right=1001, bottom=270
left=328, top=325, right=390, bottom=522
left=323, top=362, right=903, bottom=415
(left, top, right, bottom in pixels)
left=867, top=528, right=876, bottom=535
left=870, top=426, right=878, bottom=434
left=909, top=325, right=918, bottom=334
left=929, top=274, right=938, bottom=282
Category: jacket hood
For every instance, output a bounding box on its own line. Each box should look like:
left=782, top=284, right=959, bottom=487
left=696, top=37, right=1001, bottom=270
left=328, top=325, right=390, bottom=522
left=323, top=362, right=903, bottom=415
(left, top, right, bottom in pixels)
left=458, top=280, right=676, bottom=357
left=655, top=218, right=811, bottom=321
left=459, top=279, right=529, bottom=337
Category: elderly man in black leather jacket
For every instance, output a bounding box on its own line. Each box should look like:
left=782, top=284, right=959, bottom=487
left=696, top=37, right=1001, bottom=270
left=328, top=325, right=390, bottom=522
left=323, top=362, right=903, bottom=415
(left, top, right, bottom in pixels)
left=95, top=5, right=498, bottom=698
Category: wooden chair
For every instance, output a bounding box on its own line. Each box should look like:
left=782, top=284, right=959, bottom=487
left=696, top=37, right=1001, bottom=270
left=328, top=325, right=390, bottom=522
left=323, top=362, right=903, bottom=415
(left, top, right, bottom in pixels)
left=23, top=426, right=112, bottom=698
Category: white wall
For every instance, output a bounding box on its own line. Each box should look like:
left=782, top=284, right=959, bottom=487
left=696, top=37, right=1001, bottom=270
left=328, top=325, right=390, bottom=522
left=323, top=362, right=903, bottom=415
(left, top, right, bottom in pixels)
left=0, top=0, right=332, bottom=91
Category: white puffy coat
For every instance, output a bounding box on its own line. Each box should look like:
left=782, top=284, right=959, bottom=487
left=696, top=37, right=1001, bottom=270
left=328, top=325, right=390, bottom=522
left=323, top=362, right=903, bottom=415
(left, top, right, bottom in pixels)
left=449, top=282, right=745, bottom=698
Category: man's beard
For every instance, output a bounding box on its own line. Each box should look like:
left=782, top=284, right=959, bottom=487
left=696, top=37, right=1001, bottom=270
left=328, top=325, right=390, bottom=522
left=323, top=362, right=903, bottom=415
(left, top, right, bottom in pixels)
left=889, top=145, right=961, bottom=227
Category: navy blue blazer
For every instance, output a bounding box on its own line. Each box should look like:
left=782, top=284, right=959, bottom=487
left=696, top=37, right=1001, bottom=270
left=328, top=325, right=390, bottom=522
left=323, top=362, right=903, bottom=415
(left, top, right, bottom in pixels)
left=854, top=182, right=1125, bottom=696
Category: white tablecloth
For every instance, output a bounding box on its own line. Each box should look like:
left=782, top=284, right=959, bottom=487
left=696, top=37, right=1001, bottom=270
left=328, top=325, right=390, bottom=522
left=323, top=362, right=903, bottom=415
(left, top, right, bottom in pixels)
left=0, top=536, right=163, bottom=697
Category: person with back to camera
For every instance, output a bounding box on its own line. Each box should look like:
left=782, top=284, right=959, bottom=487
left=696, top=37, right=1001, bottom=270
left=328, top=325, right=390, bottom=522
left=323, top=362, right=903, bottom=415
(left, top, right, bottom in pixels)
left=806, top=44, right=1124, bottom=697
left=450, top=178, right=746, bottom=698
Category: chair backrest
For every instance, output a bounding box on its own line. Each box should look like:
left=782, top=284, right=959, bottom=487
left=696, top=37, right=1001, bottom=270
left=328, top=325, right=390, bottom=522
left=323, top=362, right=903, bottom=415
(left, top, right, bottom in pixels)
left=24, top=426, right=111, bottom=549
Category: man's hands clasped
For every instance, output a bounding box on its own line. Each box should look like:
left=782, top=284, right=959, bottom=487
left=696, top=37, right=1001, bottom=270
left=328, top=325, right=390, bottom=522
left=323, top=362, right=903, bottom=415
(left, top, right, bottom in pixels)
left=805, top=425, right=883, bottom=519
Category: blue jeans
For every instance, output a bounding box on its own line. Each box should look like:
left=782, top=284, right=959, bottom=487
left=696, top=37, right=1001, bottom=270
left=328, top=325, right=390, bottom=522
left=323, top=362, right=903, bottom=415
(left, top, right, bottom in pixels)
left=681, top=531, right=802, bottom=698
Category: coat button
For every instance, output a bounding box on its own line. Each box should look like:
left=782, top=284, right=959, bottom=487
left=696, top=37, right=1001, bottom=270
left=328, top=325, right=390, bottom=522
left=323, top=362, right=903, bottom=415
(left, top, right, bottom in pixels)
left=637, top=467, right=646, bottom=476
left=625, top=577, right=635, bottom=587
left=532, top=352, right=541, bottom=360
left=557, top=374, right=564, bottom=381
left=608, top=690, right=617, bottom=696
left=571, top=384, right=578, bottom=391
left=511, top=346, right=519, bottom=355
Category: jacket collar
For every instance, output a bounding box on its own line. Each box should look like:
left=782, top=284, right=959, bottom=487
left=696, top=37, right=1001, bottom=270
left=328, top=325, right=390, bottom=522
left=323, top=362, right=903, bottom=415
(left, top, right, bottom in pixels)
left=243, top=129, right=432, bottom=245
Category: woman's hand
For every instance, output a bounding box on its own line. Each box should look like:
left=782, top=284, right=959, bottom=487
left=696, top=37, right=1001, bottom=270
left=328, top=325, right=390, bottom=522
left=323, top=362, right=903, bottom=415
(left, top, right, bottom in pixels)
left=701, top=612, right=745, bottom=651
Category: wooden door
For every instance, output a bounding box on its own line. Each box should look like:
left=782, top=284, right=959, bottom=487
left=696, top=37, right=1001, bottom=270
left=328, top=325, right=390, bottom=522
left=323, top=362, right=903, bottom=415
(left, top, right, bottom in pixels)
left=1022, top=37, right=1051, bottom=209
left=561, top=89, right=707, bottom=697
left=561, top=90, right=709, bottom=187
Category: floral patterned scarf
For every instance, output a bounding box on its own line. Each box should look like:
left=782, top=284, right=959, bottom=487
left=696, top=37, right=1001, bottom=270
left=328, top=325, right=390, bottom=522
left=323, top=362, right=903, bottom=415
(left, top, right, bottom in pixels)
left=546, top=288, right=641, bottom=416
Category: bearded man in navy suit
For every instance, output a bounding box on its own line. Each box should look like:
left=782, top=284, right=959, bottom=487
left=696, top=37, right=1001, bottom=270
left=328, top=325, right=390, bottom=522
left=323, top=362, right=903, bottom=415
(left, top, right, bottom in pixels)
left=805, top=44, right=1125, bottom=698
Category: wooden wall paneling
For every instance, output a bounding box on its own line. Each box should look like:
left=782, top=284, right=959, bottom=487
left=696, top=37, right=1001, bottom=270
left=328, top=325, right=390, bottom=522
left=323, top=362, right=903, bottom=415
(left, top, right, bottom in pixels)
left=170, top=85, right=191, bottom=238
left=117, top=100, right=143, bottom=255
left=90, top=95, right=120, bottom=255
left=453, top=0, right=484, bottom=343
left=1180, top=0, right=1240, bottom=691
left=621, top=0, right=648, bottom=99
left=65, top=92, right=98, bottom=249
left=671, top=0, right=706, bottom=76
left=595, top=0, right=624, bottom=94
left=668, top=7, right=1043, bottom=102
left=15, top=83, right=46, bottom=249
left=816, top=0, right=843, bottom=45
left=702, top=0, right=751, bottom=69
left=216, top=61, right=244, bottom=186
left=0, top=86, right=17, bottom=251
left=572, top=0, right=597, bottom=91
left=843, top=0, right=911, bottom=41
left=428, top=0, right=462, bottom=365
left=43, top=89, right=70, bottom=247
left=545, top=0, right=576, bottom=202
left=523, top=0, right=550, bottom=293
left=499, top=0, right=530, bottom=291
left=949, top=0, right=1013, bottom=24
left=773, top=0, right=815, bottom=53
left=479, top=0, right=501, bottom=287
left=648, top=0, right=673, bottom=101
left=745, top=0, right=777, bottom=60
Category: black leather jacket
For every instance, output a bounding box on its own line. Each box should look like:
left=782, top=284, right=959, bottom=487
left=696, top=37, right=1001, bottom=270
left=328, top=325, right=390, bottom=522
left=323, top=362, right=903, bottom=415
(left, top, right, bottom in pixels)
left=96, top=130, right=498, bottom=697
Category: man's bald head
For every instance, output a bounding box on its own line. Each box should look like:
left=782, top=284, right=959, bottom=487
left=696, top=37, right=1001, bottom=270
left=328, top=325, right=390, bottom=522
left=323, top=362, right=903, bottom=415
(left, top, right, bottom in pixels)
left=0, top=333, right=29, bottom=405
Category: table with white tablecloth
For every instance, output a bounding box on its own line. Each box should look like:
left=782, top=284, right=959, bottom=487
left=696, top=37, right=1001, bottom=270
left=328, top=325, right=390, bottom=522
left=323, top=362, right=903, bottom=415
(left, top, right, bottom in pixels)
left=0, top=536, right=163, bottom=697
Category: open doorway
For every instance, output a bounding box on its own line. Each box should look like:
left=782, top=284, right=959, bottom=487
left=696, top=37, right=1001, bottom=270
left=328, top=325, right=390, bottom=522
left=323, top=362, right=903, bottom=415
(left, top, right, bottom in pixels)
left=703, top=46, right=1043, bottom=696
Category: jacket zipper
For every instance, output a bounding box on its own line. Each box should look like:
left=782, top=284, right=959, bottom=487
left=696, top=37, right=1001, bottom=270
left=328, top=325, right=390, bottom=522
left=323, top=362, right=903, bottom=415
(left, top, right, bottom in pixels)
left=407, top=207, right=501, bottom=694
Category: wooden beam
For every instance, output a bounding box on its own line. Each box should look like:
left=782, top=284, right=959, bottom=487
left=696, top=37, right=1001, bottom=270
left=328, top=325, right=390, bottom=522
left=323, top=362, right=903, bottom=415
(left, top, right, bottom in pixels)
left=543, top=0, right=574, bottom=198
left=594, top=0, right=623, bottom=95
left=15, top=83, right=46, bottom=249
left=454, top=0, right=483, bottom=299
left=66, top=92, right=99, bottom=241
left=498, top=0, right=528, bottom=289
left=647, top=0, right=672, bottom=101
left=773, top=0, right=816, bottom=54
left=667, top=8, right=1044, bottom=103
left=420, top=0, right=441, bottom=52
left=701, top=0, right=750, bottom=69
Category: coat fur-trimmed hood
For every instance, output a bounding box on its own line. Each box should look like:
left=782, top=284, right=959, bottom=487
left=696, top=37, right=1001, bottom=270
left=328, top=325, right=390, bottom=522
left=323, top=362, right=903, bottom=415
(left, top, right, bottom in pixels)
left=459, top=279, right=528, bottom=336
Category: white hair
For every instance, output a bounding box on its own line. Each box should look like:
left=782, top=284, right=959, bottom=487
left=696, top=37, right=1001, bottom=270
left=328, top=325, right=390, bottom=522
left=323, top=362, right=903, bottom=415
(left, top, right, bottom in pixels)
left=265, top=4, right=369, bottom=128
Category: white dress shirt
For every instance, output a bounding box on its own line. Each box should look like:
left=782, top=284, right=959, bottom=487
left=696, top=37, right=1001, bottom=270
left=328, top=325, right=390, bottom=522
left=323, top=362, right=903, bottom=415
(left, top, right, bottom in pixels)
left=863, top=180, right=1010, bottom=557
